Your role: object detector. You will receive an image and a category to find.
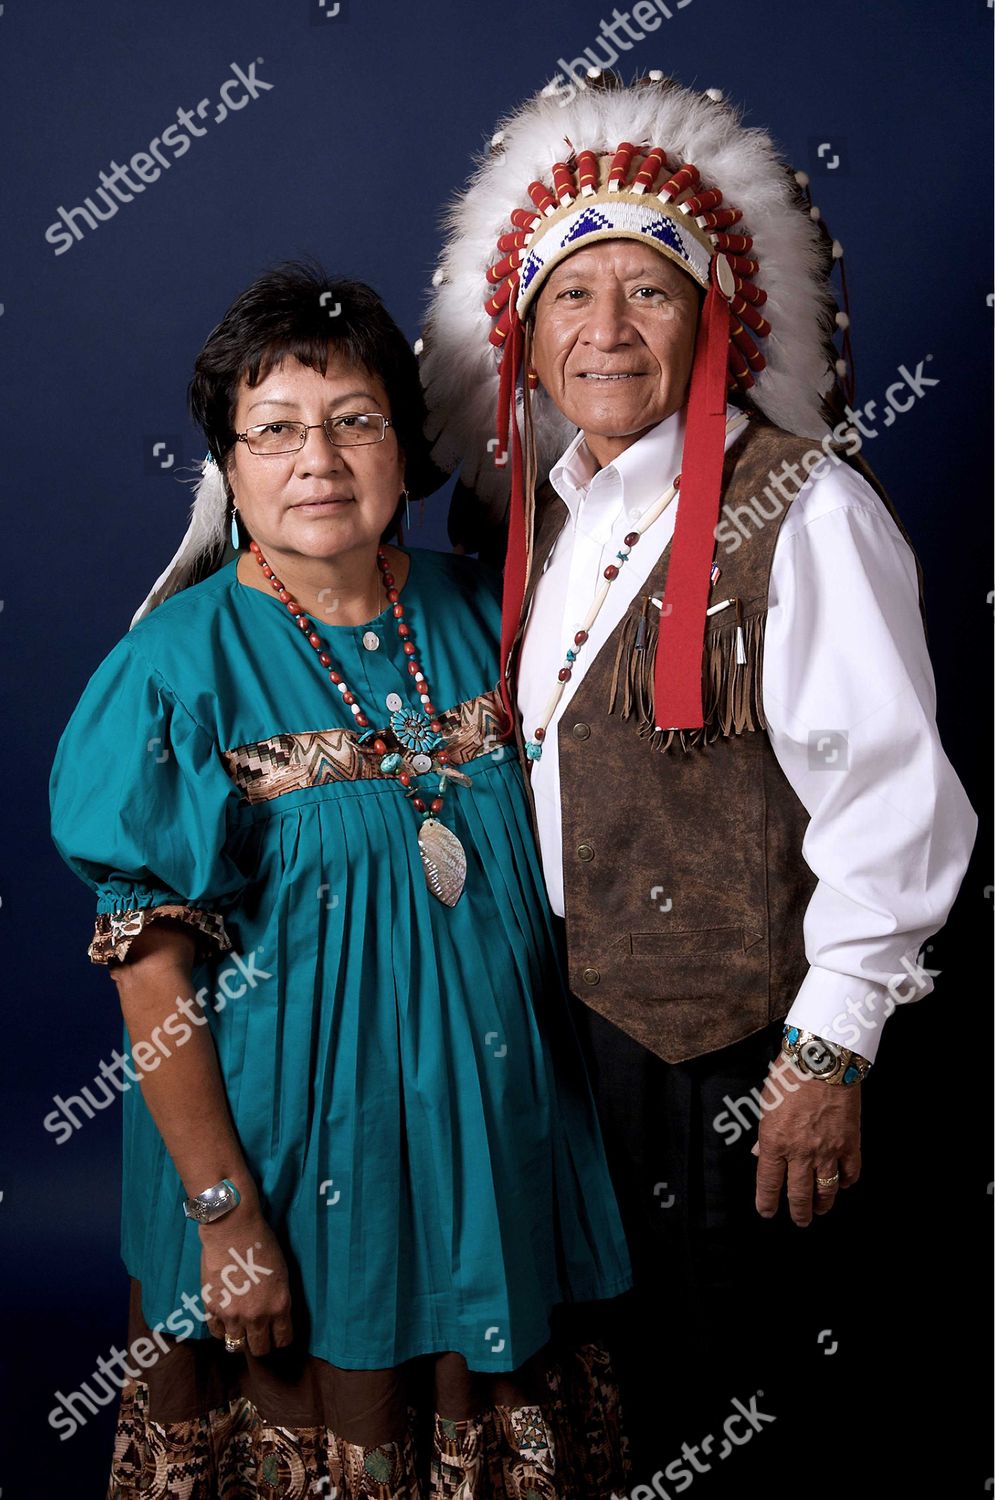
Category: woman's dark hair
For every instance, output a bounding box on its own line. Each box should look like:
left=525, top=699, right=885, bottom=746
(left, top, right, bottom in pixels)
left=188, top=259, right=440, bottom=504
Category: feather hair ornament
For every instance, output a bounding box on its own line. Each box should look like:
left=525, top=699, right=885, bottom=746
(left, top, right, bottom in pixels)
left=130, top=455, right=231, bottom=627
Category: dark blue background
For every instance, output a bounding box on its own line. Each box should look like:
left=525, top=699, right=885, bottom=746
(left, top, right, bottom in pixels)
left=1, top=1, right=990, bottom=1493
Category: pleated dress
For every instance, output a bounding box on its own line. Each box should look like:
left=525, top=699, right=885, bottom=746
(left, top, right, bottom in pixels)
left=49, top=547, right=633, bottom=1386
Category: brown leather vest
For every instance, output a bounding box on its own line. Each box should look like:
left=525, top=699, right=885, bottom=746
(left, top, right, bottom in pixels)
left=509, top=416, right=922, bottom=1064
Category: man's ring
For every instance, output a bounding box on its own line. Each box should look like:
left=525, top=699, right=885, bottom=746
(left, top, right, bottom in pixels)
left=224, top=1334, right=247, bottom=1353
left=816, top=1172, right=840, bottom=1188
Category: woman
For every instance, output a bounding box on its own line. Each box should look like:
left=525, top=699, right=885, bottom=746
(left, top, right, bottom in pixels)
left=49, top=262, right=634, bottom=1498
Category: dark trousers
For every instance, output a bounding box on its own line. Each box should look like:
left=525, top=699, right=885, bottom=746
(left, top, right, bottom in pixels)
left=562, top=971, right=818, bottom=1480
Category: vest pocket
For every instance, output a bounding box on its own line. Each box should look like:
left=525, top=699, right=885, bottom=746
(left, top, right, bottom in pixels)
left=628, top=926, right=755, bottom=956
left=620, top=925, right=767, bottom=1004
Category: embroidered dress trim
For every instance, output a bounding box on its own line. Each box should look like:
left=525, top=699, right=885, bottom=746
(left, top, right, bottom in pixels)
left=222, top=687, right=507, bottom=806
left=89, top=905, right=232, bottom=966
left=106, top=1337, right=628, bottom=1498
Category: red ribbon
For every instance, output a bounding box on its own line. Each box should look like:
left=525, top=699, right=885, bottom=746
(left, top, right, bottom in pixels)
left=652, top=263, right=732, bottom=729
left=497, top=311, right=527, bottom=731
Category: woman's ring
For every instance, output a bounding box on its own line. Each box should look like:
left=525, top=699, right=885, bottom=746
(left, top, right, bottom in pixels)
left=224, top=1333, right=247, bottom=1353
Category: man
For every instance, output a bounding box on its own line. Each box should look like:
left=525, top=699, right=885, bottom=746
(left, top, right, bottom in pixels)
left=421, top=73, right=976, bottom=1472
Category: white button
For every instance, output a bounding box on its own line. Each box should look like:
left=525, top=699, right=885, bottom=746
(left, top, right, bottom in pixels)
left=385, top=692, right=403, bottom=712
left=411, top=753, right=433, bottom=774
left=362, top=631, right=380, bottom=652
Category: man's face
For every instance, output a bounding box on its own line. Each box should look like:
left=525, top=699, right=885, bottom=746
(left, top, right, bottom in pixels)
left=530, top=240, right=701, bottom=467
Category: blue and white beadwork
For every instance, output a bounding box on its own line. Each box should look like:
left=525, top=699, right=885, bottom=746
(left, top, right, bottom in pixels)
left=517, top=200, right=711, bottom=316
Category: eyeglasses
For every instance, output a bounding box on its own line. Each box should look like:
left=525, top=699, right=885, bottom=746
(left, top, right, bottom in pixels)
left=235, top=413, right=393, bottom=456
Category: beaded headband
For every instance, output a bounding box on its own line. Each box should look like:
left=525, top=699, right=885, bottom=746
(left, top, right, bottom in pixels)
left=484, top=145, right=769, bottom=395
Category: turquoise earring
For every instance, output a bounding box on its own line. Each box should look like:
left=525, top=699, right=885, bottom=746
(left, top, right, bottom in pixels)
left=230, top=506, right=241, bottom=550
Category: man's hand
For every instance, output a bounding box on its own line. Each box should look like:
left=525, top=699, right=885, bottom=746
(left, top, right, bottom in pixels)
left=751, top=1053, right=861, bottom=1226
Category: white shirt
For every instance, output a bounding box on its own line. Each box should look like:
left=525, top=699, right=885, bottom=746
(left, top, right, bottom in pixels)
left=517, top=405, right=976, bottom=1064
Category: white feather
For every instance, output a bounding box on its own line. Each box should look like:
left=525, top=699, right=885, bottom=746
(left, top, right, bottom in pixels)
left=130, top=458, right=230, bottom=627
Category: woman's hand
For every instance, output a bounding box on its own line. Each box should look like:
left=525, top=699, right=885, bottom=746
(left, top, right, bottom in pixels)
left=108, top=924, right=295, bottom=1355
left=200, top=1204, right=295, bottom=1356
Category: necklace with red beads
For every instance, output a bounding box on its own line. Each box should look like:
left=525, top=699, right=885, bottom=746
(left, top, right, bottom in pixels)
left=524, top=409, right=749, bottom=759
left=246, top=538, right=467, bottom=906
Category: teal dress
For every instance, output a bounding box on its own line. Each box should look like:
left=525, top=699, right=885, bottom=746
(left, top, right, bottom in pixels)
left=49, top=548, right=632, bottom=1372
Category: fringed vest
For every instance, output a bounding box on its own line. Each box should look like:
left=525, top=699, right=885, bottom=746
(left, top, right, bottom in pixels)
left=511, top=416, right=922, bottom=1064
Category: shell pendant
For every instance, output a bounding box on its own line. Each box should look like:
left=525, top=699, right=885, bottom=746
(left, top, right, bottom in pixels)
left=418, top=818, right=466, bottom=906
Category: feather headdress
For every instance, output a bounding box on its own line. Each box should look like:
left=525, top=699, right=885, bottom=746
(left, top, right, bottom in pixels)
left=420, top=72, right=843, bottom=730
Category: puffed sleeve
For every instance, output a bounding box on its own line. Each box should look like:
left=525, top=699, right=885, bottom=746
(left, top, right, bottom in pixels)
left=50, top=635, right=250, bottom=965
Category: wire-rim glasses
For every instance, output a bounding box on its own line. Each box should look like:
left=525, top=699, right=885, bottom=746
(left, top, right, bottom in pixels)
left=236, top=413, right=393, bottom=455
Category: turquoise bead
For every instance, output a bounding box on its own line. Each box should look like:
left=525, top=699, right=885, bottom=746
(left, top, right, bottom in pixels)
left=525, top=741, right=543, bottom=761
left=379, top=752, right=403, bottom=774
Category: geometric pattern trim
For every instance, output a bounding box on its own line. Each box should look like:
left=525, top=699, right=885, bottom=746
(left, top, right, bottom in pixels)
left=518, top=198, right=712, bottom=312
left=88, top=905, right=232, bottom=966
left=222, top=686, right=508, bottom=806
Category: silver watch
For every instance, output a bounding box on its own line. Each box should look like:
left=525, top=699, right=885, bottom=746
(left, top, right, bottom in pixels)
left=781, top=1026, right=871, bottom=1085
left=182, top=1178, right=241, bottom=1224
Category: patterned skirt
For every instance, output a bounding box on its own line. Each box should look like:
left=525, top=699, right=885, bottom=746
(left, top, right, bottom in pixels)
left=106, top=1280, right=631, bottom=1499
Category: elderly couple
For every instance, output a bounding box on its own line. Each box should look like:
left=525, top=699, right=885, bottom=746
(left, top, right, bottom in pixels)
left=50, top=73, right=974, bottom=1499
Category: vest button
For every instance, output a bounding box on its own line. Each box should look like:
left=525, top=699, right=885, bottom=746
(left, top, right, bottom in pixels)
left=577, top=843, right=594, bottom=862
left=582, top=967, right=600, bottom=985
left=572, top=722, right=591, bottom=740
